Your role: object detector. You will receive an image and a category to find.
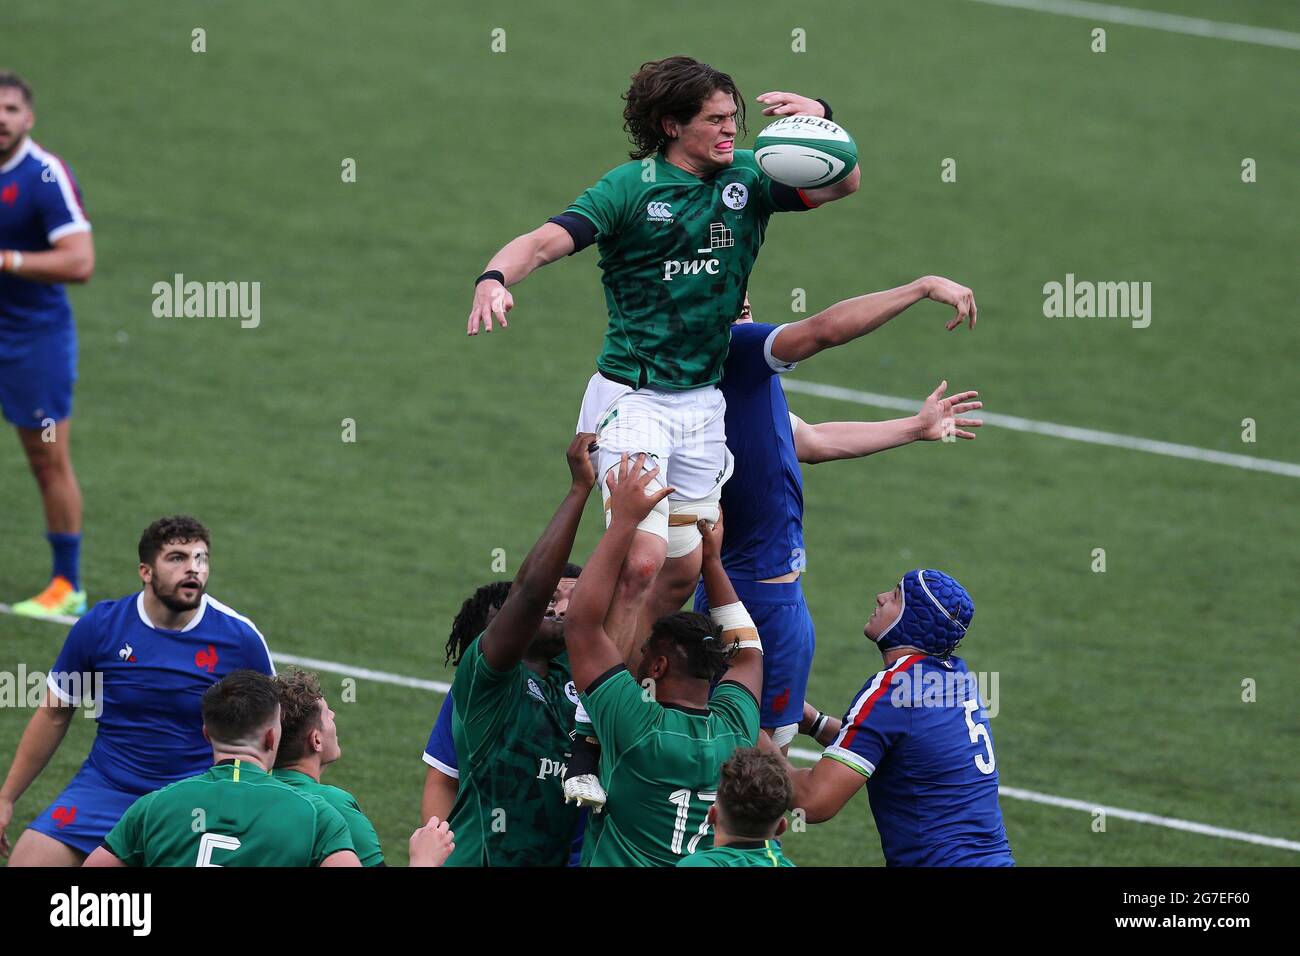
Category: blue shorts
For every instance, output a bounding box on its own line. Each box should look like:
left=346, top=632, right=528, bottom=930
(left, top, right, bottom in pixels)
left=26, top=761, right=143, bottom=857
left=0, top=326, right=77, bottom=427
left=694, top=577, right=815, bottom=729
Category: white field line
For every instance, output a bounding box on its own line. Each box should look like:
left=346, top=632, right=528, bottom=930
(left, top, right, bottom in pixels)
left=781, top=379, right=1300, bottom=479
left=10, top=608, right=1285, bottom=855
left=966, top=0, right=1300, bottom=51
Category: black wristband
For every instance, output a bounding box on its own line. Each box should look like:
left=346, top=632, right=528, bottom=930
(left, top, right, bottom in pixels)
left=815, top=98, right=833, bottom=122
left=811, top=713, right=829, bottom=739
left=475, top=270, right=505, bottom=287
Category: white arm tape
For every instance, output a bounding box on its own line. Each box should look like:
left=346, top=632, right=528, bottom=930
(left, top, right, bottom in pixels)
left=735, top=640, right=763, bottom=655
left=709, top=601, right=755, bottom=632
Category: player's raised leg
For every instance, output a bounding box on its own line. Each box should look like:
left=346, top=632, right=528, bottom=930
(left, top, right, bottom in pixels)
left=12, top=418, right=85, bottom=618
left=634, top=546, right=704, bottom=649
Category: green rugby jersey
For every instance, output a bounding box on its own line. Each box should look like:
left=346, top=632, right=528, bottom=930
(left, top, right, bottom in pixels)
left=565, top=150, right=808, bottom=391
left=676, top=839, right=795, bottom=868
left=579, top=667, right=760, bottom=867
left=103, top=759, right=354, bottom=866
left=444, top=635, right=581, bottom=867
left=272, top=769, right=384, bottom=866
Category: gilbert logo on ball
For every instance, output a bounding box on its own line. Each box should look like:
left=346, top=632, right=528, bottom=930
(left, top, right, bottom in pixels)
left=754, top=115, right=858, bottom=189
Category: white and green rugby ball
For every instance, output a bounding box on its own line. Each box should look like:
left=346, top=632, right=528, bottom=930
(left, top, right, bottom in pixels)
left=754, top=115, right=858, bottom=189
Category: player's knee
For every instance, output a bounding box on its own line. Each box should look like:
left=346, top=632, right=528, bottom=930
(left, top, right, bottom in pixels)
left=618, top=548, right=663, bottom=596
left=24, top=452, right=59, bottom=491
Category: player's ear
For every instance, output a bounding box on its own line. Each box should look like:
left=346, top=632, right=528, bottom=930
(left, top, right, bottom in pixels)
left=774, top=816, right=788, bottom=837
left=706, top=805, right=718, bottom=825
left=201, top=725, right=211, bottom=744
left=311, top=727, right=324, bottom=754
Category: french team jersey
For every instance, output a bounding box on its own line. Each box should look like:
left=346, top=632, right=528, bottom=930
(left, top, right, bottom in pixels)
left=422, top=692, right=458, bottom=778
left=716, top=321, right=804, bottom=580
left=824, top=653, right=1014, bottom=867
left=0, top=137, right=91, bottom=348
left=48, top=591, right=275, bottom=795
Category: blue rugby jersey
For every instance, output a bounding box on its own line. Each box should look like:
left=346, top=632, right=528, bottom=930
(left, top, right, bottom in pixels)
left=0, top=137, right=90, bottom=349
left=48, top=592, right=274, bottom=795
left=715, top=321, right=804, bottom=580
left=423, top=692, right=458, bottom=779
left=824, top=653, right=1014, bottom=867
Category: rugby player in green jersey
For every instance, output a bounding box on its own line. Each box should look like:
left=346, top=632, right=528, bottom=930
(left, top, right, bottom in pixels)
left=272, top=668, right=385, bottom=866
left=467, top=59, right=859, bottom=740
left=442, top=433, right=598, bottom=867
left=84, top=670, right=362, bottom=867
left=677, top=748, right=794, bottom=867
left=564, top=454, right=766, bottom=866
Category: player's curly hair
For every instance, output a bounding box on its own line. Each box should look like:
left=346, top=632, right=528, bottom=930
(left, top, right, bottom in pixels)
left=622, top=56, right=746, bottom=160
left=138, top=514, right=211, bottom=565
left=273, top=668, right=324, bottom=767
left=444, top=581, right=512, bottom=666
left=716, top=748, right=794, bottom=839
left=647, top=611, right=735, bottom=681
left=443, top=563, right=583, bottom=666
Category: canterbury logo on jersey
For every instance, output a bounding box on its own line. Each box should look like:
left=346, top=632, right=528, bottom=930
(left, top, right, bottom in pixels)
left=646, top=201, right=673, bottom=222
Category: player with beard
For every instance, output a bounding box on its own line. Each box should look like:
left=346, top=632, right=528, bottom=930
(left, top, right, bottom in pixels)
left=442, top=434, right=597, bottom=866
left=0, top=515, right=273, bottom=866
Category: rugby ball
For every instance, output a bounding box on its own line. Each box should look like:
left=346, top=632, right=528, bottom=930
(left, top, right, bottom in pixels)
left=754, top=115, right=858, bottom=189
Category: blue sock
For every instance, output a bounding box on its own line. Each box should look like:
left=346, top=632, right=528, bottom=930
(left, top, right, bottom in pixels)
left=47, top=532, right=81, bottom=591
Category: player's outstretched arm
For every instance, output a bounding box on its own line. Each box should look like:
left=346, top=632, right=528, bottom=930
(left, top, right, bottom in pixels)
left=791, top=381, right=983, bottom=464
left=770, top=276, right=977, bottom=365
left=698, top=513, right=763, bottom=702
left=0, top=690, right=77, bottom=858
left=479, top=433, right=598, bottom=673
left=566, top=454, right=674, bottom=692
left=467, top=222, right=575, bottom=335
left=784, top=756, right=866, bottom=824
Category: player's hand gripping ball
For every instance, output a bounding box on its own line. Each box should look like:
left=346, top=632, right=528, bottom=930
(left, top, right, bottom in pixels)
left=754, top=115, right=858, bottom=189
